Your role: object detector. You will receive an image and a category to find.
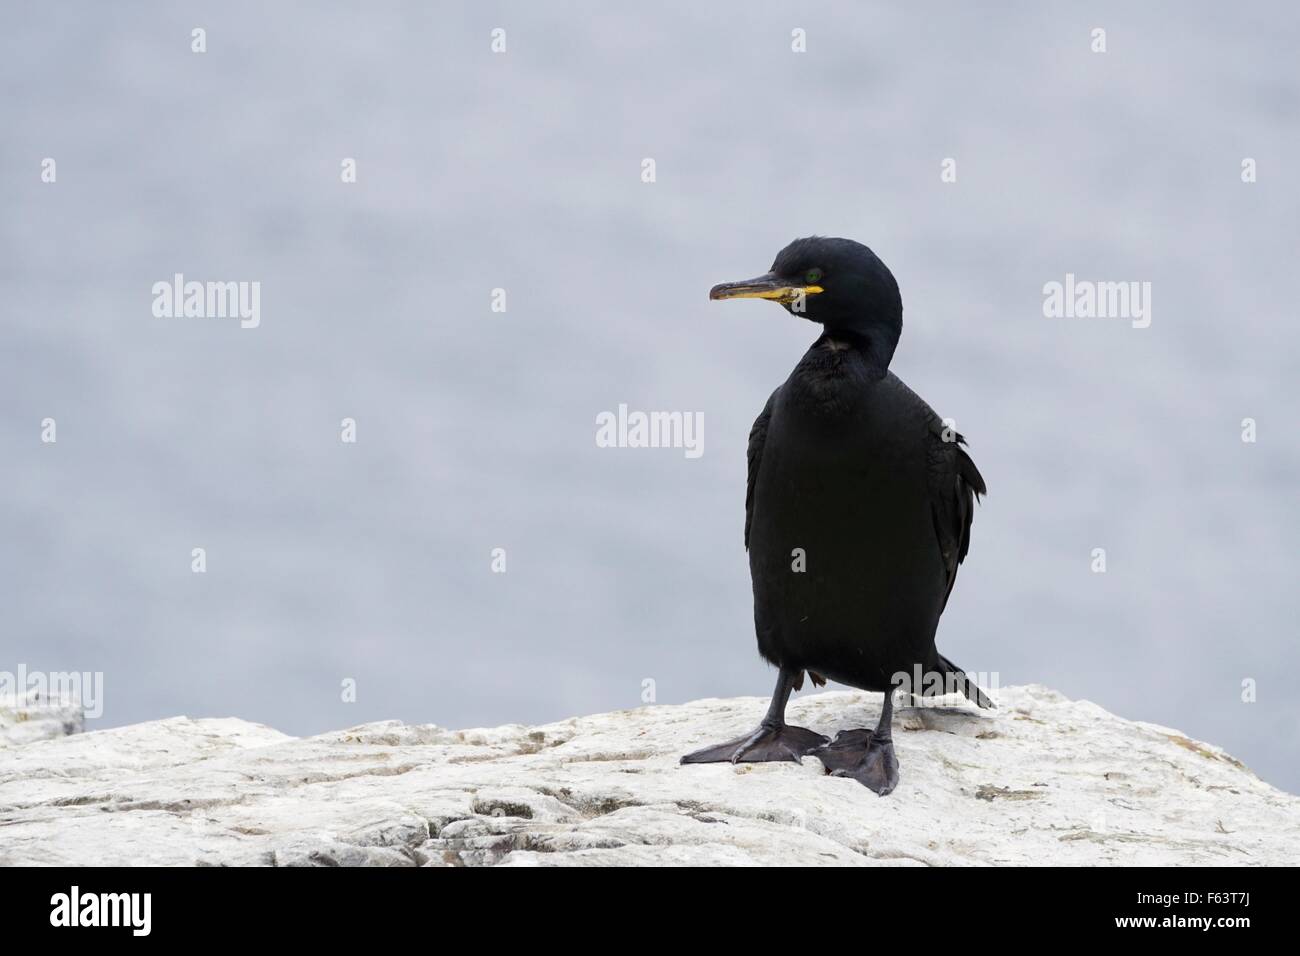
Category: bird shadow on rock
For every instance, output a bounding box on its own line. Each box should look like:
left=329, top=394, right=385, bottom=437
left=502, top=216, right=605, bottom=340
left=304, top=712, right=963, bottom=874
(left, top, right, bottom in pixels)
left=896, top=699, right=997, bottom=738
left=816, top=695, right=996, bottom=742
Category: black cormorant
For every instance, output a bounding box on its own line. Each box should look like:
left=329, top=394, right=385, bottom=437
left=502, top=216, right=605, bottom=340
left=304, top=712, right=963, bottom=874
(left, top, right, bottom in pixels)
left=681, top=236, right=991, bottom=796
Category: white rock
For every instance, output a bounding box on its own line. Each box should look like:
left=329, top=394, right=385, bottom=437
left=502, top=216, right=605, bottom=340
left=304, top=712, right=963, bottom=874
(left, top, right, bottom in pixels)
left=0, top=685, right=1295, bottom=866
left=0, top=690, right=83, bottom=749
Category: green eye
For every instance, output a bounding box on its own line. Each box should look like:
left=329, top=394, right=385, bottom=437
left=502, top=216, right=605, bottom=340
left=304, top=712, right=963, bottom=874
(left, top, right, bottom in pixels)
left=805, top=268, right=823, bottom=284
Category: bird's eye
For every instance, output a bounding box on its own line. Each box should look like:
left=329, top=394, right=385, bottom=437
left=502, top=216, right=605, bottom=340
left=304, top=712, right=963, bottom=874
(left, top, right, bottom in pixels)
left=805, top=269, right=823, bottom=284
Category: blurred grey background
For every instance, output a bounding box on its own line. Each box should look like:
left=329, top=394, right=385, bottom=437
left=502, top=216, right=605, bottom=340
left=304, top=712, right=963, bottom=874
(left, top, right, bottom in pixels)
left=3, top=2, right=1297, bottom=793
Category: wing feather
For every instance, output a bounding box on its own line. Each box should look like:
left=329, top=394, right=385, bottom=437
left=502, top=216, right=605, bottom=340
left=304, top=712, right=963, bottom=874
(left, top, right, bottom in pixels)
left=927, top=420, right=986, bottom=613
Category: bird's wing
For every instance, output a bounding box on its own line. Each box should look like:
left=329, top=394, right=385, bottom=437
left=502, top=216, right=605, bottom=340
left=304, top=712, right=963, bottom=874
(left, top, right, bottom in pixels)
left=926, top=419, right=987, bottom=613
left=745, top=388, right=779, bottom=551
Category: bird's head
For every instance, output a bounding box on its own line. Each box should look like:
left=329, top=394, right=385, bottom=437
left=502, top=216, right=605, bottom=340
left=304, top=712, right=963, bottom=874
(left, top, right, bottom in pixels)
left=709, top=236, right=903, bottom=367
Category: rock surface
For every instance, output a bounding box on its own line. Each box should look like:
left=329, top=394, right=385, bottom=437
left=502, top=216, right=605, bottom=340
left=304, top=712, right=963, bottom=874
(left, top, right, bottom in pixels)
left=0, top=685, right=1295, bottom=866
left=0, top=691, right=83, bottom=749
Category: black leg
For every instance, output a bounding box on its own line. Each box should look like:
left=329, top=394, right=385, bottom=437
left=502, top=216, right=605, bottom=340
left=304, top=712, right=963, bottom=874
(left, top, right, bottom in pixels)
left=680, top=667, right=828, bottom=765
left=816, top=690, right=901, bottom=796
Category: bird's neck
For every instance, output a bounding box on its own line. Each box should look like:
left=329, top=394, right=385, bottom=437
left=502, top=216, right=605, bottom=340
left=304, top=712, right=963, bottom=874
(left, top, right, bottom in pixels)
left=816, top=326, right=897, bottom=374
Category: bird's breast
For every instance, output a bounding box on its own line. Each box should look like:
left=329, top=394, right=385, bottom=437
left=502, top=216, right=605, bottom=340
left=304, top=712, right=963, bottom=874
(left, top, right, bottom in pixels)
left=749, top=378, right=942, bottom=622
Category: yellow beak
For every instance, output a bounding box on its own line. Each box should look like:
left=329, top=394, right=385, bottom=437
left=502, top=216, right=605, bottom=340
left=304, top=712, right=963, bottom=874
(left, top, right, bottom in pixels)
left=709, top=272, right=823, bottom=306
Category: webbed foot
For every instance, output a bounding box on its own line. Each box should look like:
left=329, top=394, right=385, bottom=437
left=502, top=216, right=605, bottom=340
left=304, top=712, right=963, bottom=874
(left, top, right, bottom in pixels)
left=681, top=722, right=828, bottom=765
left=818, top=728, right=900, bottom=796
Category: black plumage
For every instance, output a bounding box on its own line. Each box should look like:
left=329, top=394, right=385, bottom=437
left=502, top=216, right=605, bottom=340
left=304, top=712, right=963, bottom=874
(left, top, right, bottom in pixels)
left=681, top=236, right=991, bottom=794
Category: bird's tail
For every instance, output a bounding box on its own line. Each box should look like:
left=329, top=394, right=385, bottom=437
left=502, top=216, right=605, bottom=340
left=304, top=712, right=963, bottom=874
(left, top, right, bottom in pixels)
left=936, top=654, right=995, bottom=709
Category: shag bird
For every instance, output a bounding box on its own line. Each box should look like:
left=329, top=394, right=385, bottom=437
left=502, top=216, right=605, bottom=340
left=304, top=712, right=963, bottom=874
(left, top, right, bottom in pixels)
left=681, top=236, right=991, bottom=796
